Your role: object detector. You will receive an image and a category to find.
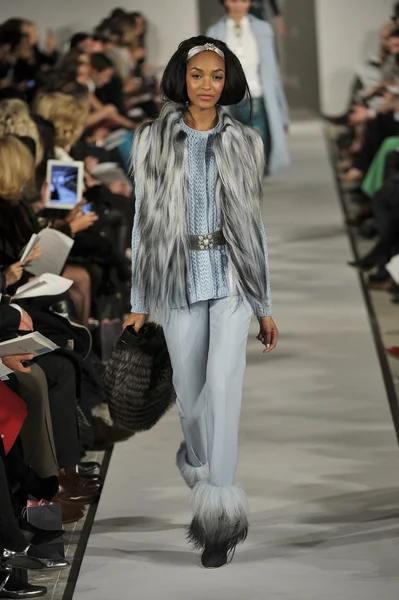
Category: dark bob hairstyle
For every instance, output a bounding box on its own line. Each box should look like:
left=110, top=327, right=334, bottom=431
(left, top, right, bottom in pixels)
left=160, top=36, right=251, bottom=106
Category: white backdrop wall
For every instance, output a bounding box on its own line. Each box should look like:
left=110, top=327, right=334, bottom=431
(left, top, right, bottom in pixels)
left=0, top=0, right=199, bottom=68
left=315, top=0, right=394, bottom=114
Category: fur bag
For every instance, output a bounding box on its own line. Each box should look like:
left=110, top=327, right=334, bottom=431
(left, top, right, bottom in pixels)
left=103, top=322, right=176, bottom=433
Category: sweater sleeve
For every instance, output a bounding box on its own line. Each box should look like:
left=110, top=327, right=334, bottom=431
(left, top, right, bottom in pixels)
left=256, top=217, right=273, bottom=318
left=130, top=182, right=149, bottom=315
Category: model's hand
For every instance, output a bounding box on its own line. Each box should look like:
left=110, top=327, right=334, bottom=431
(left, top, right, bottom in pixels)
left=257, top=317, right=278, bottom=353
left=2, top=354, right=34, bottom=373
left=122, top=312, right=146, bottom=332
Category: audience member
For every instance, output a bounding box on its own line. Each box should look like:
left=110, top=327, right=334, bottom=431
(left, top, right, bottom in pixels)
left=328, top=2, right=399, bottom=358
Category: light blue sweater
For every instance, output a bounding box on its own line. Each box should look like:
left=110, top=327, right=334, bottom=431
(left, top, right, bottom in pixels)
left=131, top=119, right=272, bottom=316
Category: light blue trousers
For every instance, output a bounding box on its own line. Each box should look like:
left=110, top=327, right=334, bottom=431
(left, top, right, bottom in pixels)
left=162, top=296, right=252, bottom=488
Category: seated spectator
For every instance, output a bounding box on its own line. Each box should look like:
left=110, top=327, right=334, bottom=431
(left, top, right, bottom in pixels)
left=332, top=2, right=399, bottom=310
left=333, top=27, right=399, bottom=188
left=0, top=97, right=43, bottom=165
left=69, top=32, right=94, bottom=54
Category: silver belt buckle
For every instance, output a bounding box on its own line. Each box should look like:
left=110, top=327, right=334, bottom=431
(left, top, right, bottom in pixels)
left=198, top=233, right=214, bottom=250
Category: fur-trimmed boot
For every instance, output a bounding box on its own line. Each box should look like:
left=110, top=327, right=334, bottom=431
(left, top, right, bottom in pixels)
left=176, top=442, right=209, bottom=489
left=187, top=481, right=249, bottom=568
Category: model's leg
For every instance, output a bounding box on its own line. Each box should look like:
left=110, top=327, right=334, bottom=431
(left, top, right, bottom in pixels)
left=162, top=301, right=210, bottom=488
left=187, top=296, right=253, bottom=565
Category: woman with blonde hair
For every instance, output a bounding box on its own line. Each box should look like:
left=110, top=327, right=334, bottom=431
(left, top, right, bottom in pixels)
left=0, top=135, right=41, bottom=286
left=0, top=135, right=36, bottom=206
left=35, top=92, right=89, bottom=157
left=0, top=98, right=43, bottom=165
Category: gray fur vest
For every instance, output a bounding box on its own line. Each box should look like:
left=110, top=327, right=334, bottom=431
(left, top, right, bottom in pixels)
left=131, top=102, right=268, bottom=314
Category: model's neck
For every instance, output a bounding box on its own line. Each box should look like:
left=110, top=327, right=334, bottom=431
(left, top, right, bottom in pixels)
left=184, top=106, right=218, bottom=131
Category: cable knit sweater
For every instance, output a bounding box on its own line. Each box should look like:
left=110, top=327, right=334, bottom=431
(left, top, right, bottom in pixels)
left=131, top=118, right=272, bottom=316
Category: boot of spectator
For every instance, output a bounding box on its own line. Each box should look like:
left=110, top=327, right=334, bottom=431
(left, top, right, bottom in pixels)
left=0, top=571, right=47, bottom=599
left=56, top=467, right=101, bottom=505
left=51, top=497, right=85, bottom=525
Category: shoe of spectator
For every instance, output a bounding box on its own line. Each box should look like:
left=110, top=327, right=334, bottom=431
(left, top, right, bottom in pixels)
left=345, top=211, right=372, bottom=228
left=368, top=267, right=390, bottom=282
left=0, top=580, right=47, bottom=599
left=59, top=468, right=102, bottom=491
left=92, top=416, right=132, bottom=449
left=51, top=498, right=85, bottom=524
left=386, top=347, right=399, bottom=358
left=368, top=279, right=391, bottom=290
left=57, top=469, right=101, bottom=505
left=25, top=545, right=69, bottom=570
left=358, top=220, right=377, bottom=239
left=78, top=461, right=100, bottom=476
left=1, top=546, right=69, bottom=571
left=0, top=567, right=11, bottom=592
left=79, top=474, right=103, bottom=485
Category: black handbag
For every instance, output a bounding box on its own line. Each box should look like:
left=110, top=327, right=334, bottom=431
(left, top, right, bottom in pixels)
left=103, top=322, right=176, bottom=433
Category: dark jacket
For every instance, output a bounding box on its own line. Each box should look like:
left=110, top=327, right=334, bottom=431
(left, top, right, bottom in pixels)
left=0, top=272, right=20, bottom=340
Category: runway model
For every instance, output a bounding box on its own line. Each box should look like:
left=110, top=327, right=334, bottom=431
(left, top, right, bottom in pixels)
left=123, top=35, right=278, bottom=568
left=207, top=0, right=290, bottom=174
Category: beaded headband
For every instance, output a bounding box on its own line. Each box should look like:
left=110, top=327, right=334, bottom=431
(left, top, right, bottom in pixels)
left=187, top=43, right=225, bottom=62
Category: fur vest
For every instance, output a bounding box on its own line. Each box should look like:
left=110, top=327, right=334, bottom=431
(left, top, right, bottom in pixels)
left=131, top=102, right=268, bottom=314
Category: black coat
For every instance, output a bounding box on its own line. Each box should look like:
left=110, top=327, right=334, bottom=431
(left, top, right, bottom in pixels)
left=0, top=272, right=20, bottom=341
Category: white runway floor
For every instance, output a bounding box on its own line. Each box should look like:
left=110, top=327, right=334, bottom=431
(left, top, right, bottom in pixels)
left=73, top=122, right=399, bottom=600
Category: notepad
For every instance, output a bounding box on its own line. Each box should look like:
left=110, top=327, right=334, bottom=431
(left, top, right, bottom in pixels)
left=25, top=228, right=74, bottom=277
left=14, top=273, right=73, bottom=300
left=20, top=234, right=39, bottom=265
left=0, top=332, right=59, bottom=359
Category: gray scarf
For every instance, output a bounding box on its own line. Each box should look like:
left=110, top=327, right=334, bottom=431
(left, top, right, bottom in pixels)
left=131, top=102, right=268, bottom=314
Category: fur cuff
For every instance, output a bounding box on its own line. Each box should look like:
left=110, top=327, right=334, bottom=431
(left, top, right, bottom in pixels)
left=176, top=442, right=209, bottom=488
left=187, top=481, right=249, bottom=551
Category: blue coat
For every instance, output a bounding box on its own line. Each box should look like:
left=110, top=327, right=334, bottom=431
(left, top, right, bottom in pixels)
left=206, top=15, right=290, bottom=174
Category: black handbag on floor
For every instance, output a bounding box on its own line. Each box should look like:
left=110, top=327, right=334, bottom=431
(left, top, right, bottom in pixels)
left=103, top=323, right=176, bottom=433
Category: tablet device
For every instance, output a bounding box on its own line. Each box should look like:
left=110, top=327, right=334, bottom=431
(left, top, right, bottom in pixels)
left=46, top=160, right=84, bottom=209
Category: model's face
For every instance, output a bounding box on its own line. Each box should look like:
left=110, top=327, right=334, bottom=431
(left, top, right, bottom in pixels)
left=224, top=0, right=252, bottom=19
left=186, top=51, right=225, bottom=109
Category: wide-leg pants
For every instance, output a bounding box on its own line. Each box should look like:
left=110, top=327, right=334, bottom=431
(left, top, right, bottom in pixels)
left=162, top=296, right=253, bottom=550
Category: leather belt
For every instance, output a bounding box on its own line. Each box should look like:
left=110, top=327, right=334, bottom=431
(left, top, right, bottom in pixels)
left=189, top=231, right=226, bottom=251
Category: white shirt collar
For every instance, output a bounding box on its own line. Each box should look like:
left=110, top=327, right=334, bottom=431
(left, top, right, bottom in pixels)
left=227, top=15, right=250, bottom=29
